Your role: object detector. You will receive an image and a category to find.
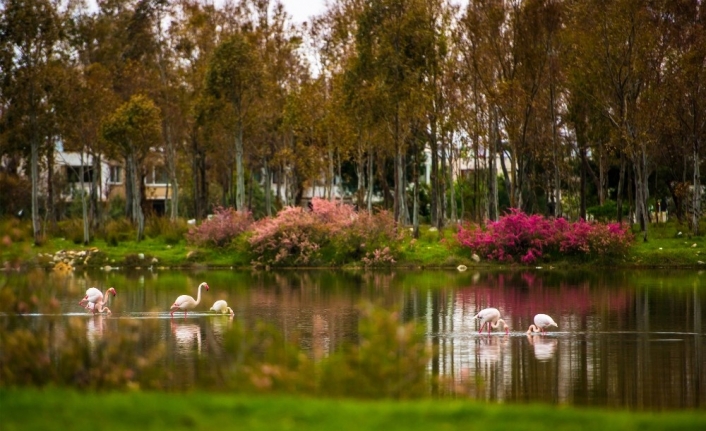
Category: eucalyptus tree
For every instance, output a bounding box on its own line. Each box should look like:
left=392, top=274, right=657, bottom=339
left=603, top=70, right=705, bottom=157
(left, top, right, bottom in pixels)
left=170, top=0, right=223, bottom=220
left=205, top=30, right=262, bottom=211
left=568, top=0, right=661, bottom=240
left=250, top=0, right=306, bottom=214
left=101, top=94, right=162, bottom=241
left=658, top=1, right=706, bottom=235
left=52, top=63, right=118, bottom=242
left=0, top=0, right=63, bottom=244
left=351, top=0, right=437, bottom=227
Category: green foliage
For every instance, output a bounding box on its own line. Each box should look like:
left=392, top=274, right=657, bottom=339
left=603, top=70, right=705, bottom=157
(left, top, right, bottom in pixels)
left=145, top=217, right=188, bottom=245
left=0, top=173, right=32, bottom=218
left=587, top=201, right=627, bottom=222
left=102, top=218, right=135, bottom=246
left=55, top=218, right=86, bottom=244
left=4, top=389, right=706, bottom=431
left=319, top=303, right=430, bottom=399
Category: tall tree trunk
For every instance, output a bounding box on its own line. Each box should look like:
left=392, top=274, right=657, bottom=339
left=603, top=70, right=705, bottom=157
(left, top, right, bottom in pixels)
left=80, top=152, right=90, bottom=244
left=264, top=158, right=271, bottom=217
left=693, top=138, right=701, bottom=235
left=488, top=108, right=499, bottom=222
left=356, top=138, right=365, bottom=210
left=430, top=116, right=440, bottom=227
left=579, top=145, right=587, bottom=220
left=617, top=152, right=626, bottom=225
left=632, top=145, right=650, bottom=242
left=367, top=151, right=374, bottom=213
left=327, top=148, right=334, bottom=201
left=235, top=120, right=245, bottom=211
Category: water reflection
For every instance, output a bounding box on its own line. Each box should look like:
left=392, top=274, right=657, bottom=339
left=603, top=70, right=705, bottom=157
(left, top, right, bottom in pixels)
left=171, top=321, right=203, bottom=355
left=526, top=334, right=557, bottom=361
left=3, top=268, right=706, bottom=409
left=86, top=314, right=106, bottom=348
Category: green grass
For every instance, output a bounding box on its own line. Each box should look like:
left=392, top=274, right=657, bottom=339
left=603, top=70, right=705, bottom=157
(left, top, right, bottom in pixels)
left=4, top=217, right=706, bottom=270
left=2, top=388, right=705, bottom=431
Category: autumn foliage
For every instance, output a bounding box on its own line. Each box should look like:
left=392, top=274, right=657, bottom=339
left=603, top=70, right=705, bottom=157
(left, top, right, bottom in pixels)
left=457, top=209, right=634, bottom=264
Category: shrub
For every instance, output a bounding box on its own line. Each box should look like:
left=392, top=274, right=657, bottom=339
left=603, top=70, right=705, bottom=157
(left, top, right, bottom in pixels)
left=457, top=209, right=634, bottom=264
left=249, top=199, right=402, bottom=267
left=146, top=217, right=188, bottom=245
left=318, top=303, right=430, bottom=398
left=248, top=206, right=324, bottom=267
left=103, top=218, right=135, bottom=246
left=186, top=206, right=253, bottom=248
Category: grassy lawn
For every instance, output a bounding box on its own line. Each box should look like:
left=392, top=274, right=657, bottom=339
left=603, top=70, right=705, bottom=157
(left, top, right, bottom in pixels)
left=2, top=388, right=706, bottom=431
left=2, top=217, right=706, bottom=269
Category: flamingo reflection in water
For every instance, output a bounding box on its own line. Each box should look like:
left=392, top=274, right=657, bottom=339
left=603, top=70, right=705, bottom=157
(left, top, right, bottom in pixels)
left=526, top=333, right=557, bottom=361
left=86, top=314, right=107, bottom=348
left=476, top=334, right=510, bottom=364
left=171, top=321, right=203, bottom=355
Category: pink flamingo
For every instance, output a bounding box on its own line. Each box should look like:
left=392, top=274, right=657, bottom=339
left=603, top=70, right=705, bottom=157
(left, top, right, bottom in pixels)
left=170, top=282, right=209, bottom=318
left=210, top=300, right=234, bottom=316
left=526, top=314, right=558, bottom=334
left=474, top=307, right=510, bottom=335
left=79, top=287, right=116, bottom=315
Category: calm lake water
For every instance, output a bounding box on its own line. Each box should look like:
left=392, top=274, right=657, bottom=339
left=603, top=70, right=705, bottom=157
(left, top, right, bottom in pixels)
left=2, top=267, right=705, bottom=410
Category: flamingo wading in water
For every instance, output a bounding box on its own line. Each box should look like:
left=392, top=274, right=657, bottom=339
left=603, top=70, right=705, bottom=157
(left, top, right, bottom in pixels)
left=210, top=300, right=234, bottom=316
left=79, top=287, right=116, bottom=315
left=474, top=307, right=510, bottom=335
left=170, top=282, right=209, bottom=318
left=526, top=314, right=558, bottom=334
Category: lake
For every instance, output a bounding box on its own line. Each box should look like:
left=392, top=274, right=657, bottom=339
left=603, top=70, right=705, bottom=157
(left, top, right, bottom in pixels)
left=1, top=267, right=705, bottom=409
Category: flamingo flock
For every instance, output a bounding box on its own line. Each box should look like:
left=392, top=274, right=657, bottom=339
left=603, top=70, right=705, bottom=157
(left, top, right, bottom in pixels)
left=75, top=281, right=235, bottom=320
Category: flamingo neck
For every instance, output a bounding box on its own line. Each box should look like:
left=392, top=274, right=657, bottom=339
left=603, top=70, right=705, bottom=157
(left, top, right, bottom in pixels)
left=195, top=284, right=203, bottom=306
left=527, top=324, right=539, bottom=333
left=490, top=318, right=505, bottom=328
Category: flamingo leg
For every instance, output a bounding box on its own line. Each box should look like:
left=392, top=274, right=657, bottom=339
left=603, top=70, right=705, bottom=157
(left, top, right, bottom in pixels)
left=184, top=310, right=187, bottom=318
left=478, top=322, right=486, bottom=334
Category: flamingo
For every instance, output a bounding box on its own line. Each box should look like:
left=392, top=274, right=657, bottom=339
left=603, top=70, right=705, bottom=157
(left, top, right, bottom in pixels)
left=526, top=313, right=558, bottom=334
left=170, top=282, right=209, bottom=318
left=210, top=300, right=234, bottom=316
left=79, top=287, right=116, bottom=315
left=474, top=307, right=510, bottom=335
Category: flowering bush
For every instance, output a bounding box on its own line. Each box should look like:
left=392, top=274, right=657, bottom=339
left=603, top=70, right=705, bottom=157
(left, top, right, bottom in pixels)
left=186, top=206, right=253, bottom=248
left=361, top=247, right=396, bottom=267
left=249, top=198, right=402, bottom=267
left=248, top=206, right=324, bottom=267
left=457, top=209, right=633, bottom=264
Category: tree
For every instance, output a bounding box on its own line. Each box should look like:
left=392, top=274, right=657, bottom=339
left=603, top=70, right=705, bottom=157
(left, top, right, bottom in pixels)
left=0, top=0, right=62, bottom=244
left=102, top=94, right=162, bottom=241
left=206, top=31, right=262, bottom=211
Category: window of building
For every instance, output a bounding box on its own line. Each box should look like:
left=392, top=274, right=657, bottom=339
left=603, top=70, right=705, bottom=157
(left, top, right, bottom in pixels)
left=109, top=165, right=122, bottom=184
left=146, top=165, right=169, bottom=185
left=66, top=166, right=94, bottom=183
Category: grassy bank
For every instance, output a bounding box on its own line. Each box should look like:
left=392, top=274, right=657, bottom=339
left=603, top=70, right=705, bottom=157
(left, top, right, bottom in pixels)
left=2, top=217, right=705, bottom=270
left=2, top=388, right=705, bottom=431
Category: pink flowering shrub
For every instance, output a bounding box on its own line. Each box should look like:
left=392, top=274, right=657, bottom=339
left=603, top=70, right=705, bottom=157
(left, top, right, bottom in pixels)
left=186, top=206, right=253, bottom=248
left=249, top=198, right=402, bottom=267
left=248, top=206, right=324, bottom=267
left=457, top=209, right=633, bottom=264
left=361, top=247, right=396, bottom=267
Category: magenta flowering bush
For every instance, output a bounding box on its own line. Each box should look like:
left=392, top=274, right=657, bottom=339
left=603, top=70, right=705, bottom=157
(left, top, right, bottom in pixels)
left=457, top=209, right=633, bottom=264
left=186, top=206, right=253, bottom=248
